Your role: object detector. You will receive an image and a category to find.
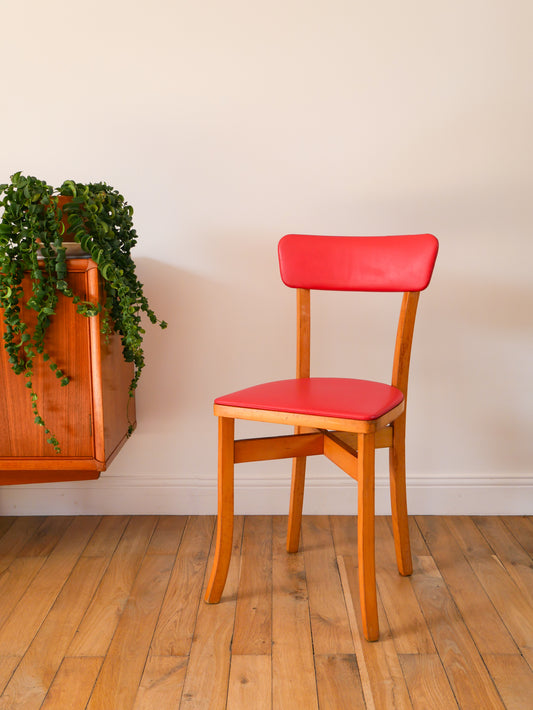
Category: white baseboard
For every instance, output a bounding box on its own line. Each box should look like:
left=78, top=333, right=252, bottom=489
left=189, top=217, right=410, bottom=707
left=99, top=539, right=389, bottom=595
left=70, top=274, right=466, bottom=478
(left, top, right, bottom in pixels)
left=0, top=472, right=531, bottom=516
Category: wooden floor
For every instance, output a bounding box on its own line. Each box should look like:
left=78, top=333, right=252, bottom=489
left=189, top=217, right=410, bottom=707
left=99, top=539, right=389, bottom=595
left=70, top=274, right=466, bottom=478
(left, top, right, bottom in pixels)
left=0, top=515, right=532, bottom=709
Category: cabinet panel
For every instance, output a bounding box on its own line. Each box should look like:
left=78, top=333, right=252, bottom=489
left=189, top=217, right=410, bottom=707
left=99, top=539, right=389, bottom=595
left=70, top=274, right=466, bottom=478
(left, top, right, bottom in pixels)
left=0, top=259, right=135, bottom=484
left=0, top=269, right=93, bottom=458
left=99, top=331, right=136, bottom=463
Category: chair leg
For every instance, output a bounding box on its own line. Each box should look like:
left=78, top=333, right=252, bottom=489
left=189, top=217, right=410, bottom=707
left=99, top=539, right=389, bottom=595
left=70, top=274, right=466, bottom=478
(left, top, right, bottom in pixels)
left=205, top=417, right=235, bottom=603
left=287, top=455, right=307, bottom=552
left=389, top=415, right=413, bottom=576
left=357, top=432, right=379, bottom=641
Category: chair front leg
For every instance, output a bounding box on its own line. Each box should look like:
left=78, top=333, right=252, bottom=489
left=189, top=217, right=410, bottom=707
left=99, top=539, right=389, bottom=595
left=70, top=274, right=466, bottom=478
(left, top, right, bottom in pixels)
left=357, top=432, right=379, bottom=641
left=389, top=414, right=413, bottom=576
left=205, top=416, right=235, bottom=603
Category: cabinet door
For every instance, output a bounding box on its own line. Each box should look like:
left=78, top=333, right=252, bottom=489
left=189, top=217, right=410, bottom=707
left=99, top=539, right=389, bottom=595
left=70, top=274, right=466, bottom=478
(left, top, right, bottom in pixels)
left=0, top=269, right=94, bottom=458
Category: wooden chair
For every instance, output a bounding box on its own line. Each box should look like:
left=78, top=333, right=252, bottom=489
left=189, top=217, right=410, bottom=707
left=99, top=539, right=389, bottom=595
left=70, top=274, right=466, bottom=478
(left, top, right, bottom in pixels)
left=204, top=233, right=439, bottom=641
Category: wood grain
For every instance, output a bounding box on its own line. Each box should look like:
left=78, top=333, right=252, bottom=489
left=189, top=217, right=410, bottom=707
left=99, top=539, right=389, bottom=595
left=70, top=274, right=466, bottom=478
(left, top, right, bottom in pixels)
left=272, top=515, right=319, bottom=710
left=214, top=400, right=405, bottom=434
left=86, top=553, right=175, bottom=710
left=501, top=515, right=533, bottom=557
left=18, top=516, right=74, bottom=558
left=234, top=432, right=323, bottom=463
left=416, top=515, right=516, bottom=654
left=232, top=515, right=272, bottom=655
left=204, top=416, right=235, bottom=604
left=0, top=557, right=46, bottom=633
left=446, top=515, right=533, bottom=654
left=484, top=653, right=533, bottom=710
left=151, top=516, right=215, bottom=656
left=374, top=517, right=434, bottom=654
left=0, top=555, right=109, bottom=710
left=40, top=657, right=103, bottom=710
left=226, top=655, right=271, bottom=710
left=68, top=515, right=158, bottom=657
left=133, top=656, right=188, bottom=710
left=0, top=514, right=530, bottom=709
left=301, top=515, right=353, bottom=654
left=179, top=516, right=244, bottom=709
left=411, top=517, right=505, bottom=709
left=314, top=654, right=366, bottom=710
left=0, top=267, right=94, bottom=460
left=475, top=515, right=533, bottom=607
left=339, top=554, right=412, bottom=709
left=399, top=654, right=458, bottom=709
left=0, top=259, right=135, bottom=482
left=0, top=517, right=99, bottom=657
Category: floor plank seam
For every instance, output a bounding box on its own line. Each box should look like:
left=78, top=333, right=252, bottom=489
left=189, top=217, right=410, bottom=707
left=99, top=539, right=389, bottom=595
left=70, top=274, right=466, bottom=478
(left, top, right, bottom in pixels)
left=337, top=555, right=375, bottom=710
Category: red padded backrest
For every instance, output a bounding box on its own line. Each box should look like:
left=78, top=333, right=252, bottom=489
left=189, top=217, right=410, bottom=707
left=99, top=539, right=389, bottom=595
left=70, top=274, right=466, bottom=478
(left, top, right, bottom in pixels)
left=278, top=233, right=439, bottom=292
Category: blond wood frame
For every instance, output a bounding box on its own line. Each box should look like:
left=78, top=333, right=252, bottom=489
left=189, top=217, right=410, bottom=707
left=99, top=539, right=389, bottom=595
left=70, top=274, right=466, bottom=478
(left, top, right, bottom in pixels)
left=205, top=289, right=421, bottom=642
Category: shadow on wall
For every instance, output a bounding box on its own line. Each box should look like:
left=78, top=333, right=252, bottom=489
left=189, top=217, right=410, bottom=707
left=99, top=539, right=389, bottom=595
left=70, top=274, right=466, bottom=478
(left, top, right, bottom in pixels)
left=132, top=257, right=223, bottom=426
left=413, top=270, right=533, bottom=473
left=110, top=253, right=292, bottom=479
left=131, top=256, right=291, bottom=428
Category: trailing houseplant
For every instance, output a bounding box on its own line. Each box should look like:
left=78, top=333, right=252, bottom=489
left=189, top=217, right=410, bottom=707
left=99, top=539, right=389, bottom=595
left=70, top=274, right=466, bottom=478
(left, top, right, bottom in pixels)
left=0, top=172, right=167, bottom=452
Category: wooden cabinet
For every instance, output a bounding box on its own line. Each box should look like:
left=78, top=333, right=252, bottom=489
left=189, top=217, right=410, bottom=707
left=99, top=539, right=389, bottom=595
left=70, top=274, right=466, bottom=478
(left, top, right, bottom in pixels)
left=0, top=259, right=135, bottom=484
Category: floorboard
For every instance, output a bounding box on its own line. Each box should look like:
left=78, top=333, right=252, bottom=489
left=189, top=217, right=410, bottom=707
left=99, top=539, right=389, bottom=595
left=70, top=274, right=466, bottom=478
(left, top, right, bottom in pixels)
left=0, top=514, right=530, bottom=709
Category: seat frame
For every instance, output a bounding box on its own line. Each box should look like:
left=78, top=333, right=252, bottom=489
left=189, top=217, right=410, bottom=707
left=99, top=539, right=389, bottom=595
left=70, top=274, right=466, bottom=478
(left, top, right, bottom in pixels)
left=205, top=236, right=433, bottom=642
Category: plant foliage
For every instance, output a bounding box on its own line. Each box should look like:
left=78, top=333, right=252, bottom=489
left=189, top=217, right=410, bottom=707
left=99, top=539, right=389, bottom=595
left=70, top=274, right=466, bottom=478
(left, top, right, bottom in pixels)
left=0, top=172, right=167, bottom=452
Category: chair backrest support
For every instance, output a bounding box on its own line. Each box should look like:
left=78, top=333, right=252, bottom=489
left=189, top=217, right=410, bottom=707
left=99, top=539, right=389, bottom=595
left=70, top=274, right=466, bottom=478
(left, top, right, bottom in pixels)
left=392, top=291, right=420, bottom=398
left=296, top=288, right=311, bottom=379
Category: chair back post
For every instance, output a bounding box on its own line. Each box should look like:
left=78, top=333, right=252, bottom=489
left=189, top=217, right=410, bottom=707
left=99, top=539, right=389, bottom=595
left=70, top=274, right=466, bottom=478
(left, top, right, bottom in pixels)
left=391, top=291, right=420, bottom=401
left=296, top=288, right=311, bottom=378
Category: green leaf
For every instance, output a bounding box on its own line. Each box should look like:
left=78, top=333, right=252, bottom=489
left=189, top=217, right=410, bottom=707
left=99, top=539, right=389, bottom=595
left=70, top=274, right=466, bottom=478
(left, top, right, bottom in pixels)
left=1, top=172, right=166, bottom=453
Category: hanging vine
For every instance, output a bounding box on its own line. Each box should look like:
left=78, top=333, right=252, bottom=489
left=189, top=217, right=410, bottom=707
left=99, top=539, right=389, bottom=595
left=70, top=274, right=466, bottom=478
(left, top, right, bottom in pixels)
left=0, top=172, right=167, bottom=452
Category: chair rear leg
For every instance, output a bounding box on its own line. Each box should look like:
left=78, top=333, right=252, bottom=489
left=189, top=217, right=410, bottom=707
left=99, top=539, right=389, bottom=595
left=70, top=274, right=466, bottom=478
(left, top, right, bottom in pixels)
left=287, top=455, right=307, bottom=552
left=358, top=432, right=379, bottom=641
left=389, top=415, right=413, bottom=576
left=205, top=417, right=235, bottom=603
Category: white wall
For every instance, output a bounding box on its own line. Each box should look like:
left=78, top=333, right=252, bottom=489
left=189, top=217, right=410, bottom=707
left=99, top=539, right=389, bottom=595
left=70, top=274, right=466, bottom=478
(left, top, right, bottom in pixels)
left=1, top=1, right=532, bottom=515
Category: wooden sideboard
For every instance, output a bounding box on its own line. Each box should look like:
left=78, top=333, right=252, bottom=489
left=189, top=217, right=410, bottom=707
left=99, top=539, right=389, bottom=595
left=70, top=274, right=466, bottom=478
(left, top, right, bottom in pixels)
left=0, top=258, right=135, bottom=484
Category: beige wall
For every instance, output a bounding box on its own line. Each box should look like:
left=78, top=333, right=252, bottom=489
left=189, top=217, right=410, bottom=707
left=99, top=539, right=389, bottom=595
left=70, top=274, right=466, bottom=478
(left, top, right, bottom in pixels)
left=1, top=1, right=532, bottom=514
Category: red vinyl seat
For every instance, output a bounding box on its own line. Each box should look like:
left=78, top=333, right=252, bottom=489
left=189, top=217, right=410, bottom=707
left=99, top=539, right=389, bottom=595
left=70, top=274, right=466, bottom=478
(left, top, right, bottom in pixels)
left=205, top=233, right=438, bottom=642
left=215, top=378, right=404, bottom=422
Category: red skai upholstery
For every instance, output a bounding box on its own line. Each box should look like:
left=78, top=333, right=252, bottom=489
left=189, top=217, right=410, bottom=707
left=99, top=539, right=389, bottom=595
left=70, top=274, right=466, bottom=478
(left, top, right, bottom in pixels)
left=215, top=378, right=404, bottom=421
left=278, top=233, right=438, bottom=292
